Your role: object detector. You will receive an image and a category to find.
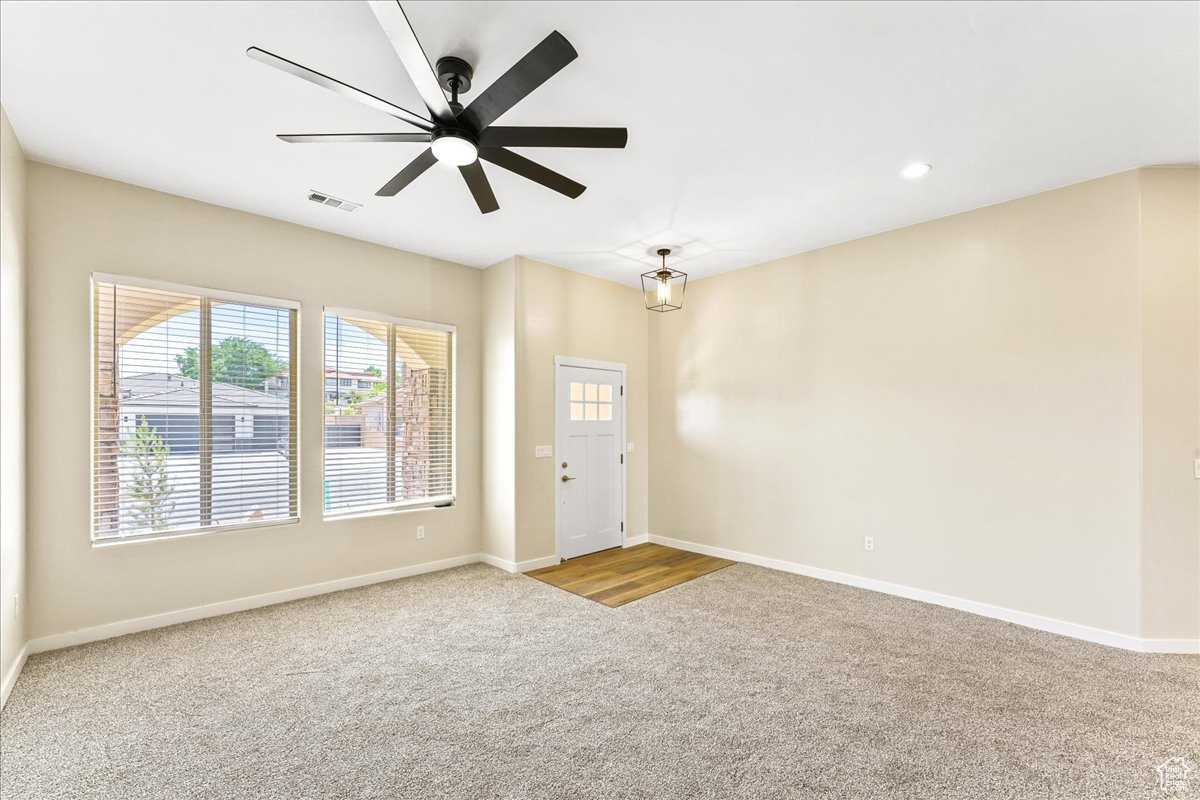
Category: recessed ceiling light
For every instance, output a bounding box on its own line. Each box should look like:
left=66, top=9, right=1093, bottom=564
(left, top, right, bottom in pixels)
left=901, top=162, right=933, bottom=180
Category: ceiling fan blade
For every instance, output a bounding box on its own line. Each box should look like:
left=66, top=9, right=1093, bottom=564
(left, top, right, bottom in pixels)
left=278, top=133, right=431, bottom=143
left=458, top=31, right=578, bottom=132
left=458, top=160, right=500, bottom=214
left=366, top=1, right=456, bottom=125
left=479, top=147, right=585, bottom=199
left=479, top=126, right=627, bottom=149
left=247, top=46, right=433, bottom=131
left=376, top=148, right=438, bottom=196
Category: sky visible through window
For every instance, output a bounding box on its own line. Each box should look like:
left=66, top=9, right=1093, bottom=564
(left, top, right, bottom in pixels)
left=323, top=313, right=387, bottom=376
left=119, top=308, right=385, bottom=378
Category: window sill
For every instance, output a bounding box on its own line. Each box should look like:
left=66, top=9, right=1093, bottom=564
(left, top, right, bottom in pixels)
left=91, top=517, right=299, bottom=548
left=323, top=501, right=456, bottom=524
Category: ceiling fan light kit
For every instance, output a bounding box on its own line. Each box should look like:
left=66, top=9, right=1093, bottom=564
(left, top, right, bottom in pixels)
left=642, top=248, right=687, bottom=313
left=430, top=128, right=479, bottom=166
left=248, top=0, right=628, bottom=214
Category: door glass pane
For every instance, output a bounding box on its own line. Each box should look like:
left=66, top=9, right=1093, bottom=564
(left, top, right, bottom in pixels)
left=584, top=383, right=597, bottom=402
left=599, top=404, right=612, bottom=421
left=569, top=382, right=583, bottom=402
left=584, top=402, right=598, bottom=421
left=598, top=384, right=612, bottom=402
left=570, top=402, right=584, bottom=421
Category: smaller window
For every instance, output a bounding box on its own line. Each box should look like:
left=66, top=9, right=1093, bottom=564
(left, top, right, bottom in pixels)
left=323, top=310, right=455, bottom=516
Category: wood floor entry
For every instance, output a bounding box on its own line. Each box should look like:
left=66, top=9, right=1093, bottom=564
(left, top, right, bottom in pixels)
left=527, top=543, right=735, bottom=607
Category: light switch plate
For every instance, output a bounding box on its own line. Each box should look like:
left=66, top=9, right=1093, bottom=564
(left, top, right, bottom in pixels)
left=535, top=445, right=553, bottom=458
left=627, top=442, right=636, bottom=453
left=1195, top=458, right=1200, bottom=479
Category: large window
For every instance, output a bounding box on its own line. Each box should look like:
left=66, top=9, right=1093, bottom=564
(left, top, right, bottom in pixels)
left=323, top=309, right=454, bottom=516
left=92, top=276, right=298, bottom=542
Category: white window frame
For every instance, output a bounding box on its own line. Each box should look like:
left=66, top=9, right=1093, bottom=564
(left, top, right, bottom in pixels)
left=90, top=273, right=301, bottom=546
left=323, top=307, right=457, bottom=519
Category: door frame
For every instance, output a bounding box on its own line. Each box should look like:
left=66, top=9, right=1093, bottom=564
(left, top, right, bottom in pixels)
left=554, top=355, right=627, bottom=562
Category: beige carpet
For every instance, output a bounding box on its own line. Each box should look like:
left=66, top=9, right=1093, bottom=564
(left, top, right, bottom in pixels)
left=1, top=562, right=1196, bottom=799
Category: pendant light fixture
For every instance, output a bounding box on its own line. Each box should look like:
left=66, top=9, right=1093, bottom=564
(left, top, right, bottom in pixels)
left=642, top=248, right=687, bottom=313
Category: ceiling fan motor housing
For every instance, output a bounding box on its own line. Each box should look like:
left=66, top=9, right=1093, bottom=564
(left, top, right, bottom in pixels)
left=436, top=56, right=474, bottom=96
left=431, top=126, right=478, bottom=146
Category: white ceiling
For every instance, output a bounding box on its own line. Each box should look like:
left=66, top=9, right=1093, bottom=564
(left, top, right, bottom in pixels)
left=2, top=1, right=1197, bottom=286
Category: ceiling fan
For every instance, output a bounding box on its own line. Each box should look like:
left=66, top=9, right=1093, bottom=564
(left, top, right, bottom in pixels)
left=247, top=0, right=628, bottom=214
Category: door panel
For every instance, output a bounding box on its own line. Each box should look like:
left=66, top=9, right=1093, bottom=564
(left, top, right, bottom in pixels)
left=594, top=433, right=616, bottom=535
left=563, top=433, right=590, bottom=553
left=557, top=364, right=624, bottom=560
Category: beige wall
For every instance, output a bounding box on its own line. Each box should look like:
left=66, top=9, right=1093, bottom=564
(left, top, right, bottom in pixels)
left=1, top=108, right=28, bottom=697
left=481, top=258, right=517, bottom=563
left=650, top=172, right=1156, bottom=636
left=513, top=258, right=649, bottom=563
left=1138, top=167, right=1200, bottom=640
left=24, top=163, right=483, bottom=639
left=9, top=154, right=1196, bottom=650
left=479, top=256, right=650, bottom=564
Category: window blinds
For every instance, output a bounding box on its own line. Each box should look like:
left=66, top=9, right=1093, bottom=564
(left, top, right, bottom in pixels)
left=93, top=277, right=298, bottom=542
left=323, top=310, right=455, bottom=515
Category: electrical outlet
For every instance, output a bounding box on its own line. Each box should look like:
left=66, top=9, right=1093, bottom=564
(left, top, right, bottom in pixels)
left=627, top=442, right=636, bottom=453
left=864, top=536, right=874, bottom=552
left=416, top=526, right=425, bottom=540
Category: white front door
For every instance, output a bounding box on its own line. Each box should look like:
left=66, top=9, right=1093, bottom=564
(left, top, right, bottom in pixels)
left=556, top=363, right=624, bottom=560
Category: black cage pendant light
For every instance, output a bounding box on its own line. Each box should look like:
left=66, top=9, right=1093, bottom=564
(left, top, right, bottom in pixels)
left=642, top=248, right=687, bottom=313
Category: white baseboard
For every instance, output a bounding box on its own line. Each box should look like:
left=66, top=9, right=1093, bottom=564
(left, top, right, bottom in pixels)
left=1, top=642, right=30, bottom=710
left=648, top=534, right=1199, bottom=655
left=485, top=536, right=651, bottom=572
left=515, top=555, right=559, bottom=571
left=28, top=553, right=480, bottom=655
left=477, top=553, right=511, bottom=571
left=1138, top=638, right=1200, bottom=655
left=14, top=536, right=1195, bottom=694
left=479, top=553, right=559, bottom=573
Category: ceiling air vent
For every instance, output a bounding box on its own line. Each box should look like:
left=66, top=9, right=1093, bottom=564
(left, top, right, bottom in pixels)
left=307, top=190, right=361, bottom=212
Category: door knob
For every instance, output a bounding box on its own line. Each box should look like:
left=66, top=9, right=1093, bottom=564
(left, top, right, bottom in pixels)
left=561, top=475, right=576, bottom=482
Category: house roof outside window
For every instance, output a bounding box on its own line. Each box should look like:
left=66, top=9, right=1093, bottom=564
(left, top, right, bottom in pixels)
left=120, top=372, right=287, bottom=415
